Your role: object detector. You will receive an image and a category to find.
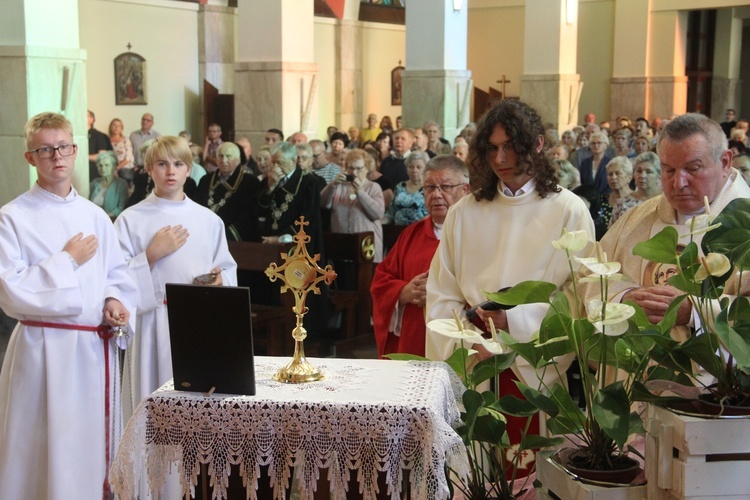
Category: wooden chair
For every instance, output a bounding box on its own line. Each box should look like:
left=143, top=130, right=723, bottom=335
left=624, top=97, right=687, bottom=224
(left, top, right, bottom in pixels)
left=382, top=223, right=407, bottom=256
left=227, top=240, right=295, bottom=356
left=323, top=231, right=375, bottom=339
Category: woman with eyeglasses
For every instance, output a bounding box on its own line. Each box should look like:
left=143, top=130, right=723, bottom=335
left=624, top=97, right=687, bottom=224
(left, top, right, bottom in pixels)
left=383, top=151, right=429, bottom=226
left=578, top=131, right=612, bottom=195
left=321, top=149, right=385, bottom=262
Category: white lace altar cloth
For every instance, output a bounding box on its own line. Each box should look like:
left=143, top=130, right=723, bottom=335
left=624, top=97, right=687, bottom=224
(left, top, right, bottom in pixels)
left=109, top=357, right=469, bottom=500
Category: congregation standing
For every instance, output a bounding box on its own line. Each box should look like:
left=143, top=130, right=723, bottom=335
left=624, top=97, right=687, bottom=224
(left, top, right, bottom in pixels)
left=1, top=98, right=749, bottom=497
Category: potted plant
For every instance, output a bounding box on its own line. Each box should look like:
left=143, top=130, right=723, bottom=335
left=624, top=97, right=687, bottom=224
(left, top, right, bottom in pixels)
left=482, top=229, right=654, bottom=491
left=390, top=321, right=564, bottom=499
left=626, top=197, right=750, bottom=499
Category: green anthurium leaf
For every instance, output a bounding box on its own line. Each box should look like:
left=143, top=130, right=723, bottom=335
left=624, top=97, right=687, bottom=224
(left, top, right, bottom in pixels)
left=643, top=365, right=694, bottom=386
left=470, top=352, right=517, bottom=387
left=499, top=330, right=544, bottom=368
left=521, top=434, right=564, bottom=450
left=633, top=226, right=680, bottom=265
left=516, top=382, right=559, bottom=416
left=494, top=394, right=539, bottom=417
left=678, top=241, right=699, bottom=270
left=472, top=408, right=508, bottom=445
left=545, top=383, right=585, bottom=436
left=592, top=381, right=631, bottom=451
left=628, top=411, right=646, bottom=435
left=631, top=380, right=696, bottom=404
left=714, top=308, right=750, bottom=371
left=444, top=347, right=473, bottom=383
left=384, top=353, right=429, bottom=361
left=667, top=271, right=702, bottom=296
left=462, top=389, right=485, bottom=430
left=655, top=294, right=688, bottom=335
left=703, top=199, right=750, bottom=269
left=614, top=338, right=641, bottom=372
left=537, top=312, right=575, bottom=359
left=728, top=296, right=750, bottom=322
left=678, top=333, right=726, bottom=381
left=484, top=281, right=557, bottom=306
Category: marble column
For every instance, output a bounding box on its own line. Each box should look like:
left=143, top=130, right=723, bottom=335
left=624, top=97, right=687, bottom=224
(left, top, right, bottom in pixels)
left=519, top=0, right=580, bottom=132
left=235, top=0, right=318, bottom=148
left=401, top=0, right=472, bottom=141
left=646, top=10, right=689, bottom=120
left=0, top=0, right=88, bottom=205
left=610, top=0, right=650, bottom=122
left=334, top=19, right=363, bottom=131
left=711, top=8, right=743, bottom=122
left=198, top=4, right=236, bottom=135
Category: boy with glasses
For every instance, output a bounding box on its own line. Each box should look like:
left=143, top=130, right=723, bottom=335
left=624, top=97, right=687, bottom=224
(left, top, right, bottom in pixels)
left=0, top=112, right=137, bottom=498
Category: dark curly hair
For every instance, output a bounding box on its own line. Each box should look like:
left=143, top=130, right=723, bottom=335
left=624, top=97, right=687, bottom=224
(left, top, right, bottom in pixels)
left=468, top=99, right=560, bottom=201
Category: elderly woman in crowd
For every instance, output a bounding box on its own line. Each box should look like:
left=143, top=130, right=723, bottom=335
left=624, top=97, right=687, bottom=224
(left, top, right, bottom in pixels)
left=108, top=118, right=135, bottom=183
left=552, top=159, right=581, bottom=190
left=90, top=150, right=129, bottom=218
left=321, top=149, right=385, bottom=262
left=579, top=131, right=611, bottom=195
left=612, top=128, right=635, bottom=158
left=255, top=145, right=273, bottom=180
left=609, top=151, right=662, bottom=226
left=600, top=156, right=633, bottom=228
left=383, top=150, right=429, bottom=226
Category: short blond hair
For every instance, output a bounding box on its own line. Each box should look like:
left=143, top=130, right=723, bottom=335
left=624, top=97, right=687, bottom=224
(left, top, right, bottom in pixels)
left=144, top=136, right=192, bottom=169
left=24, top=112, right=74, bottom=149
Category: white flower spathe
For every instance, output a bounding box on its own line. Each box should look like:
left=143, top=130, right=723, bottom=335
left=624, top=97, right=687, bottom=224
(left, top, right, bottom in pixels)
left=552, top=230, right=590, bottom=253
left=694, top=252, right=731, bottom=282
left=575, top=257, right=621, bottom=277
left=587, top=300, right=635, bottom=336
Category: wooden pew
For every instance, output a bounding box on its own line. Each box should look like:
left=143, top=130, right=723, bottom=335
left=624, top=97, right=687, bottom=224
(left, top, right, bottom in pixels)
left=323, top=231, right=375, bottom=339
left=227, top=240, right=295, bottom=356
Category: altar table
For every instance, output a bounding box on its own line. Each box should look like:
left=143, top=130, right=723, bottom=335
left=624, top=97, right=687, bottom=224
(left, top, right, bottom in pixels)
left=109, top=356, right=469, bottom=500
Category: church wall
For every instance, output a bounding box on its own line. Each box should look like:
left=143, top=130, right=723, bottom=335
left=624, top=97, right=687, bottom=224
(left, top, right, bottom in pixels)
left=314, top=19, right=338, bottom=141
left=467, top=4, right=525, bottom=104
left=79, top=0, right=201, bottom=140
left=359, top=22, right=405, bottom=131
left=576, top=0, right=615, bottom=124
left=249, top=17, right=404, bottom=142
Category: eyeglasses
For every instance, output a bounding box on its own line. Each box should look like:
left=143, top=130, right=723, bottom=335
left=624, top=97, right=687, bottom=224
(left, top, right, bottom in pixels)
left=28, top=144, right=77, bottom=159
left=423, top=183, right=464, bottom=194
left=346, top=166, right=365, bottom=172
left=589, top=142, right=604, bottom=146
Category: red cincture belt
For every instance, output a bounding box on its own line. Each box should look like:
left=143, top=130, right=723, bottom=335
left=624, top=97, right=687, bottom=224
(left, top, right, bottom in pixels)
left=20, top=320, right=115, bottom=500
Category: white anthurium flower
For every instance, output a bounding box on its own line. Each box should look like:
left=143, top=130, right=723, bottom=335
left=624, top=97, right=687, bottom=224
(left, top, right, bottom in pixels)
left=681, top=197, right=720, bottom=237
left=575, top=257, right=621, bottom=277
left=579, top=273, right=625, bottom=283
left=552, top=229, right=590, bottom=253
left=478, top=336, right=505, bottom=355
left=587, top=300, right=635, bottom=336
left=695, top=253, right=731, bottom=282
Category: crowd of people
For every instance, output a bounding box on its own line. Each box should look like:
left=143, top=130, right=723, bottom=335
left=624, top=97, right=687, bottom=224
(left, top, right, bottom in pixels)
left=0, top=99, right=748, bottom=496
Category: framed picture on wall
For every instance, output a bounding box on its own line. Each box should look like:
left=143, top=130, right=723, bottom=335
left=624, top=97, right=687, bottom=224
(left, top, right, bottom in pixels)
left=114, top=52, right=147, bottom=105
left=391, top=65, right=404, bottom=106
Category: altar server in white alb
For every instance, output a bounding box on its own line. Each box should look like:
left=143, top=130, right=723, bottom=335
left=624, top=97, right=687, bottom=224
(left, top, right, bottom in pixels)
left=115, top=135, right=237, bottom=412
left=0, top=111, right=137, bottom=499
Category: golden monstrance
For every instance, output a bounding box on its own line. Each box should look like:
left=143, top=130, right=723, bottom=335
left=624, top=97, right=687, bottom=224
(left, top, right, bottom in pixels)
left=265, top=216, right=336, bottom=383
